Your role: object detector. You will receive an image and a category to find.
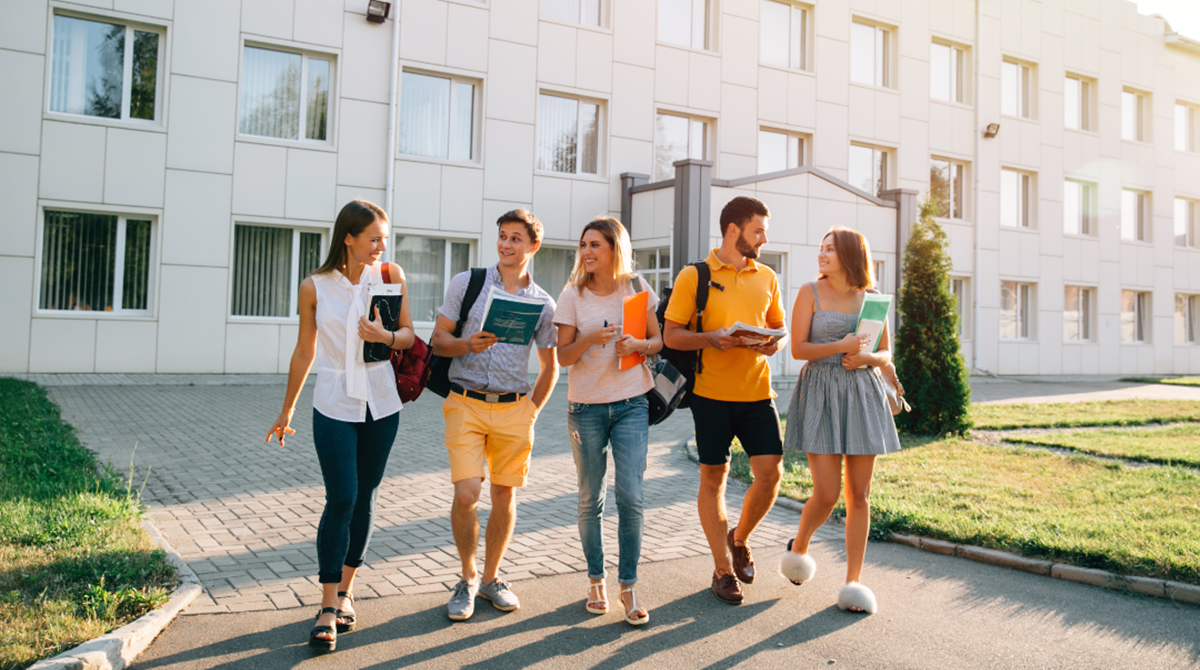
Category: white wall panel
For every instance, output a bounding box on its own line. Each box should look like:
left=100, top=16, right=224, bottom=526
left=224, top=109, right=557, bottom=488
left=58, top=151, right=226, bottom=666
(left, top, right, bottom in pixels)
left=719, top=84, right=756, bottom=157
left=612, top=64, right=654, bottom=141
left=278, top=324, right=299, bottom=372
left=95, top=320, right=157, bottom=372
left=172, top=0, right=240, bottom=81
left=440, top=165, right=485, bottom=233
left=533, top=176, right=572, bottom=242
left=612, top=0, right=655, bottom=68
left=285, top=149, right=338, bottom=221
left=394, top=159, right=441, bottom=229
left=576, top=28, right=614, bottom=93
left=654, top=46, right=688, bottom=106
left=156, top=265, right=227, bottom=372
left=538, top=22, right=577, bottom=87
left=342, top=14, right=392, bottom=103
left=482, top=120, right=535, bottom=202
left=0, top=0, right=47, bottom=54
left=225, top=323, right=280, bottom=373
left=570, top=179, right=609, bottom=240
left=161, top=170, right=233, bottom=267
left=39, top=122, right=105, bottom=203
left=446, top=3, right=490, bottom=72
left=401, top=0, right=447, bottom=65
left=487, top=41, right=537, bottom=124
left=0, top=153, right=39, bottom=257
left=689, top=52, right=721, bottom=111
left=294, top=0, right=344, bottom=48
left=114, top=0, right=173, bottom=19
left=336, top=100, right=389, bottom=189
left=721, top=15, right=757, bottom=88
left=242, top=0, right=294, bottom=40
left=758, top=67, right=788, bottom=124
left=232, top=142, right=287, bottom=217
left=0, top=51, right=44, bottom=155
left=166, top=76, right=237, bottom=174
left=0, top=256, right=33, bottom=372
left=29, top=318, right=95, bottom=372
left=104, top=128, right=168, bottom=208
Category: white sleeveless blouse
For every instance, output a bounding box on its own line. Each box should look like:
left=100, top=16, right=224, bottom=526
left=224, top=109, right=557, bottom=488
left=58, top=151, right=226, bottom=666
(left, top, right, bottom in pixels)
left=311, top=264, right=402, bottom=422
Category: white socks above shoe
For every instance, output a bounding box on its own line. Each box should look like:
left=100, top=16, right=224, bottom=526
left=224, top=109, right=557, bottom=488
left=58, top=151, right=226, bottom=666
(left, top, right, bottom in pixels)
left=778, top=550, right=817, bottom=585
left=837, top=582, right=877, bottom=614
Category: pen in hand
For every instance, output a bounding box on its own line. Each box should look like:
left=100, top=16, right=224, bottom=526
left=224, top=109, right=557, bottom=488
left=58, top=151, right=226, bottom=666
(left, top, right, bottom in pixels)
left=603, top=320, right=607, bottom=348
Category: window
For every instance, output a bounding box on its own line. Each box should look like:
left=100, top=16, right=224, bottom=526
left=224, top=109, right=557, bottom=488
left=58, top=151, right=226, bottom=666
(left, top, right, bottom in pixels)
left=1175, top=198, right=1198, bottom=248
left=849, top=144, right=888, bottom=198
left=1064, top=75, right=1092, bottom=131
left=1177, top=294, right=1199, bottom=344
left=541, top=0, right=601, bottom=26
left=1001, top=60, right=1032, bottom=118
left=530, top=246, right=576, bottom=296
left=1120, top=290, right=1150, bottom=343
left=951, top=277, right=970, bottom=338
left=239, top=45, right=332, bottom=142
left=758, top=129, right=804, bottom=174
left=930, top=158, right=965, bottom=219
left=399, top=71, right=475, bottom=161
left=850, top=21, right=889, bottom=87
left=873, top=260, right=885, bottom=292
left=1000, top=169, right=1033, bottom=229
left=658, top=0, right=708, bottom=50
left=654, top=112, right=706, bottom=181
left=394, top=236, right=470, bottom=323
left=1063, top=286, right=1092, bottom=342
left=39, top=210, right=154, bottom=314
left=1121, top=90, right=1147, bottom=142
left=1063, top=180, right=1095, bottom=236
left=1000, top=281, right=1033, bottom=339
left=930, top=42, right=964, bottom=103
left=231, top=225, right=323, bottom=317
left=49, top=14, right=161, bottom=122
left=760, top=0, right=807, bottom=70
left=1121, top=189, right=1149, bottom=242
left=1177, top=103, right=1197, bottom=152
left=635, top=248, right=672, bottom=297
left=537, top=94, right=600, bottom=175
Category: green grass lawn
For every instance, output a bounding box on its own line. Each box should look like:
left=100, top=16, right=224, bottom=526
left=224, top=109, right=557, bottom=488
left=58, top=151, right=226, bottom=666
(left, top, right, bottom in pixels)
left=970, top=400, right=1200, bottom=430
left=0, top=380, right=175, bottom=670
left=730, top=437, right=1200, bottom=584
left=1005, top=423, right=1200, bottom=468
left=1121, top=376, right=1200, bottom=387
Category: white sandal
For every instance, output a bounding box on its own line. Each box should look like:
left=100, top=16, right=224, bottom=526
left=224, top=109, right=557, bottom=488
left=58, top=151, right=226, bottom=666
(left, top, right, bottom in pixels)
left=620, top=585, right=649, bottom=626
left=585, top=580, right=608, bottom=615
left=837, top=582, right=878, bottom=614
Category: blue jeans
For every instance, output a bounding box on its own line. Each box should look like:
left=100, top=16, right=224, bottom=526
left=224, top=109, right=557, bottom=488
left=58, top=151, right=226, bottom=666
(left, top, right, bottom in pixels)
left=567, top=395, right=649, bottom=586
left=312, top=407, right=399, bottom=584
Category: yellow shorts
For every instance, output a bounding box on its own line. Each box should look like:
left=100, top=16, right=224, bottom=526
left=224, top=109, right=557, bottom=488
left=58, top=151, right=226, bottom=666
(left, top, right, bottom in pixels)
left=442, top=392, right=537, bottom=488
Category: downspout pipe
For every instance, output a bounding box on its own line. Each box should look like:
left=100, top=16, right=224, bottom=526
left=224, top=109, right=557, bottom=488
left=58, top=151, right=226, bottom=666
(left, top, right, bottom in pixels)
left=972, top=0, right=983, bottom=376
left=383, top=9, right=401, bottom=263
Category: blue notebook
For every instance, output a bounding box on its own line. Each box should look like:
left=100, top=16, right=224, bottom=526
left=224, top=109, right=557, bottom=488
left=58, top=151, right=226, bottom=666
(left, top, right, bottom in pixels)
left=479, top=288, right=544, bottom=346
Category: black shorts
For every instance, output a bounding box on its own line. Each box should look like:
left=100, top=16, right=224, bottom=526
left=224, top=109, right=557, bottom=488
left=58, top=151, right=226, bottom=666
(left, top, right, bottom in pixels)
left=690, top=394, right=784, bottom=466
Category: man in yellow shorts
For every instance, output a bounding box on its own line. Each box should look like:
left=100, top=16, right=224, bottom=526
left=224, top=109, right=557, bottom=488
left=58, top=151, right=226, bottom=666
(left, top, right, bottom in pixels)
left=431, top=209, right=559, bottom=620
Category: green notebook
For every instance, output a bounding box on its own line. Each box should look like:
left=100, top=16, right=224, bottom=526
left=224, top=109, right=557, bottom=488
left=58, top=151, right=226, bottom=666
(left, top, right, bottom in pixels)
left=855, top=293, right=892, bottom=353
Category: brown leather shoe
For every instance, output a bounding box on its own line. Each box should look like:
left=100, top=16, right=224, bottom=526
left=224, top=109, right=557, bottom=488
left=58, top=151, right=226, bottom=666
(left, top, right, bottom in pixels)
left=711, top=570, right=744, bottom=604
left=727, top=528, right=755, bottom=584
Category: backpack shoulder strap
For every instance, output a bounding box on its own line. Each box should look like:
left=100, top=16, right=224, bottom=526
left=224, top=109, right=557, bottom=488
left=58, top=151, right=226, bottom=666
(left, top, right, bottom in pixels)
left=454, top=268, right=487, bottom=337
left=692, top=261, right=711, bottom=321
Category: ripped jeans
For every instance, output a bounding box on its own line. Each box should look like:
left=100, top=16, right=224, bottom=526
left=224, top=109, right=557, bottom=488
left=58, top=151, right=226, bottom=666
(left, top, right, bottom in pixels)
left=567, top=395, right=649, bottom=586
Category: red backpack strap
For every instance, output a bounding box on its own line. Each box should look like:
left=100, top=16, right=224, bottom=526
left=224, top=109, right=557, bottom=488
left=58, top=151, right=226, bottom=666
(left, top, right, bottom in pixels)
left=381, top=263, right=394, bottom=283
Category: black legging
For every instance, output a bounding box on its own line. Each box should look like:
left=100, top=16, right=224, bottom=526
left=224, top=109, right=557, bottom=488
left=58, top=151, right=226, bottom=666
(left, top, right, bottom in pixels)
left=312, top=407, right=399, bottom=583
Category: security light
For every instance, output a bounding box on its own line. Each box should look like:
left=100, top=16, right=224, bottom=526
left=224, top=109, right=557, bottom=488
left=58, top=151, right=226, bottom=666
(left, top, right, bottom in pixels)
left=366, top=0, right=390, bottom=23
left=984, top=123, right=1001, bottom=139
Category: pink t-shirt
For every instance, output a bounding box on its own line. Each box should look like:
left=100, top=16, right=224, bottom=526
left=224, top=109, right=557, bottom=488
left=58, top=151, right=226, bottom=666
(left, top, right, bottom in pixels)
left=555, top=277, right=660, bottom=404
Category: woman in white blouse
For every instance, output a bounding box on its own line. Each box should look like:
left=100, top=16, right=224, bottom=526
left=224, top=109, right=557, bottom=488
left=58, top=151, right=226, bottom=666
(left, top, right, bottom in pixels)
left=266, top=200, right=414, bottom=652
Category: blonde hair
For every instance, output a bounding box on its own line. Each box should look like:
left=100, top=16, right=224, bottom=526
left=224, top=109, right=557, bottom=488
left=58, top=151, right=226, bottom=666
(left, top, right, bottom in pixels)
left=568, top=217, right=635, bottom=294
left=817, top=227, right=875, bottom=291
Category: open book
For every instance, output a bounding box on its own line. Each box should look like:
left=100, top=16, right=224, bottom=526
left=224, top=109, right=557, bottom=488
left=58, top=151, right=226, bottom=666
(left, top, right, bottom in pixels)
left=479, top=288, right=545, bottom=346
left=728, top=321, right=788, bottom=346
left=852, top=293, right=892, bottom=368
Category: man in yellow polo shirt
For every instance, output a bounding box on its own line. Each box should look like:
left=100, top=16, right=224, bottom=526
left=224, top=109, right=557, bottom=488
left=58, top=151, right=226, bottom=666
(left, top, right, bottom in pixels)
left=663, top=195, right=787, bottom=605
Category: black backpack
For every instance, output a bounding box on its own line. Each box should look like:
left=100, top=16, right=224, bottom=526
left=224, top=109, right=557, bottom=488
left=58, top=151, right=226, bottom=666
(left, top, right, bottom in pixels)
left=427, top=268, right=487, bottom=398
left=654, top=261, right=711, bottom=410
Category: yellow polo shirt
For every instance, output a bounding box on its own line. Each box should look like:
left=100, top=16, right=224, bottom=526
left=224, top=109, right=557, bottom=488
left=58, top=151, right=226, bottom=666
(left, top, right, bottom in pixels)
left=664, top=249, right=786, bottom=402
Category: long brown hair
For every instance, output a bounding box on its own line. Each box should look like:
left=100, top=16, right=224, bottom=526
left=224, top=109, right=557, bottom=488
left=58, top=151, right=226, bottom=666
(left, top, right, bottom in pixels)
left=568, top=217, right=634, bottom=295
left=313, top=200, right=388, bottom=276
left=817, top=227, right=875, bottom=291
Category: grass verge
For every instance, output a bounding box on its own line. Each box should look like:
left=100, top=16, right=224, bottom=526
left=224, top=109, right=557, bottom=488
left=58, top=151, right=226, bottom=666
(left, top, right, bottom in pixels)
left=1005, top=423, right=1200, bottom=468
left=970, top=400, right=1200, bottom=430
left=0, top=380, right=176, bottom=670
left=1121, top=376, right=1200, bottom=387
left=730, top=438, right=1200, bottom=584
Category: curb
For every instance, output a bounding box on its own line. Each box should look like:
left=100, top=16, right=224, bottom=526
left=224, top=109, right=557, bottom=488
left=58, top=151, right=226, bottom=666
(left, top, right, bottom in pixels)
left=29, top=519, right=202, bottom=670
left=683, top=439, right=1199, bottom=608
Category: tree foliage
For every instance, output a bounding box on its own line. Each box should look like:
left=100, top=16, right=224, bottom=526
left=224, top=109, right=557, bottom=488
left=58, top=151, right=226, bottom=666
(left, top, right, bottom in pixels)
left=893, top=194, right=972, bottom=435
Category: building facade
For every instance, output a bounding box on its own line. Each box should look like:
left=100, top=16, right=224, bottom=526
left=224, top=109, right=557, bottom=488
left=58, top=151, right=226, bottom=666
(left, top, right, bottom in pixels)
left=1, top=0, right=1199, bottom=376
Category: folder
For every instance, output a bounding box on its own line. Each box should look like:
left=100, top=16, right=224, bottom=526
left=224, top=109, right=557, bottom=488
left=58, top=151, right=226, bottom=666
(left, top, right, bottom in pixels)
left=620, top=291, right=649, bottom=371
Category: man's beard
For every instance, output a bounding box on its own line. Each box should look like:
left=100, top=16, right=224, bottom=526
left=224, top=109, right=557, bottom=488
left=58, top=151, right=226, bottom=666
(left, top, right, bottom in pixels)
left=736, top=234, right=760, bottom=260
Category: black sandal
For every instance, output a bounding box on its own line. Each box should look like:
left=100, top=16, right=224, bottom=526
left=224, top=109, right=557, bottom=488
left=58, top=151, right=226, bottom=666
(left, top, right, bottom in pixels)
left=336, top=591, right=356, bottom=633
left=309, top=606, right=338, bottom=651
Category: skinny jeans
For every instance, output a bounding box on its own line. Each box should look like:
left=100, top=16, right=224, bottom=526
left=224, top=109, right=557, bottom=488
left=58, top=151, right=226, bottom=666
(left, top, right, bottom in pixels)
left=312, top=407, right=399, bottom=583
left=567, top=395, right=649, bottom=585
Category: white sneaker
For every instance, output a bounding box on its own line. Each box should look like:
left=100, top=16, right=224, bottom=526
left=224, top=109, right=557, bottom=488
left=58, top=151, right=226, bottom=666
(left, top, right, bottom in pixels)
left=479, top=577, right=520, bottom=611
left=447, top=578, right=480, bottom=621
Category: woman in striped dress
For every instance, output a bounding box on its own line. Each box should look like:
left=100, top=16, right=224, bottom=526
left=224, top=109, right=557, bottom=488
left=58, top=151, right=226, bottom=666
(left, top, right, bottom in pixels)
left=778, top=227, right=900, bottom=614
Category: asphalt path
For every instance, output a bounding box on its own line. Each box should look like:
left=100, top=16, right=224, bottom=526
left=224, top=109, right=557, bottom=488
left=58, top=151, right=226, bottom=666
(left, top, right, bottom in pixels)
left=134, top=540, right=1200, bottom=669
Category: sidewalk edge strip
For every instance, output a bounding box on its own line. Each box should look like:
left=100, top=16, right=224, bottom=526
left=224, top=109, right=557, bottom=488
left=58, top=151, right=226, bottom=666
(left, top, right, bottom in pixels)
left=28, top=519, right=203, bottom=670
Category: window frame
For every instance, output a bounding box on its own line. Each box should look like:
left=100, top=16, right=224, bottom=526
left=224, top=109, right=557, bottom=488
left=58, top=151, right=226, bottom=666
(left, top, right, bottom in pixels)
left=930, top=156, right=967, bottom=220
left=757, top=127, right=807, bottom=175
left=759, top=0, right=811, bottom=72
left=1120, top=290, right=1151, bottom=344
left=1000, top=168, right=1036, bottom=229
left=392, top=234, right=475, bottom=325
left=44, top=9, right=169, bottom=128
left=34, top=202, right=160, bottom=319
left=635, top=247, right=674, bottom=296
left=1177, top=294, right=1199, bottom=345
left=657, top=0, right=712, bottom=52
left=1063, top=285, right=1094, bottom=343
left=848, top=143, right=890, bottom=198
left=1000, top=59, right=1035, bottom=120
left=1177, top=102, right=1197, bottom=153
left=1064, top=74, right=1095, bottom=132
left=1121, top=88, right=1149, bottom=143
left=1120, top=188, right=1151, bottom=243
left=930, top=40, right=967, bottom=104
left=397, top=68, right=481, bottom=165
left=653, top=110, right=710, bottom=182
left=849, top=19, right=892, bottom=89
left=535, top=91, right=606, bottom=178
left=1175, top=198, right=1198, bottom=249
left=951, top=276, right=971, bottom=340
left=228, top=222, right=327, bottom=322
left=540, top=0, right=606, bottom=28
left=236, top=39, right=339, bottom=148
left=999, top=280, right=1035, bottom=341
left=1063, top=179, right=1096, bottom=237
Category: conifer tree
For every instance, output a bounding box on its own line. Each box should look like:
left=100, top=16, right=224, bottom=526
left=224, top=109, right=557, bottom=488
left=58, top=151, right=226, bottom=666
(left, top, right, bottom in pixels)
left=893, top=194, right=972, bottom=435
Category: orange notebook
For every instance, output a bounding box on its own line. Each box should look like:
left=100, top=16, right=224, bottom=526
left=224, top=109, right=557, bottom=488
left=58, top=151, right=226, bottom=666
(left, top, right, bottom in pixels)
left=620, top=291, right=649, bottom=371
